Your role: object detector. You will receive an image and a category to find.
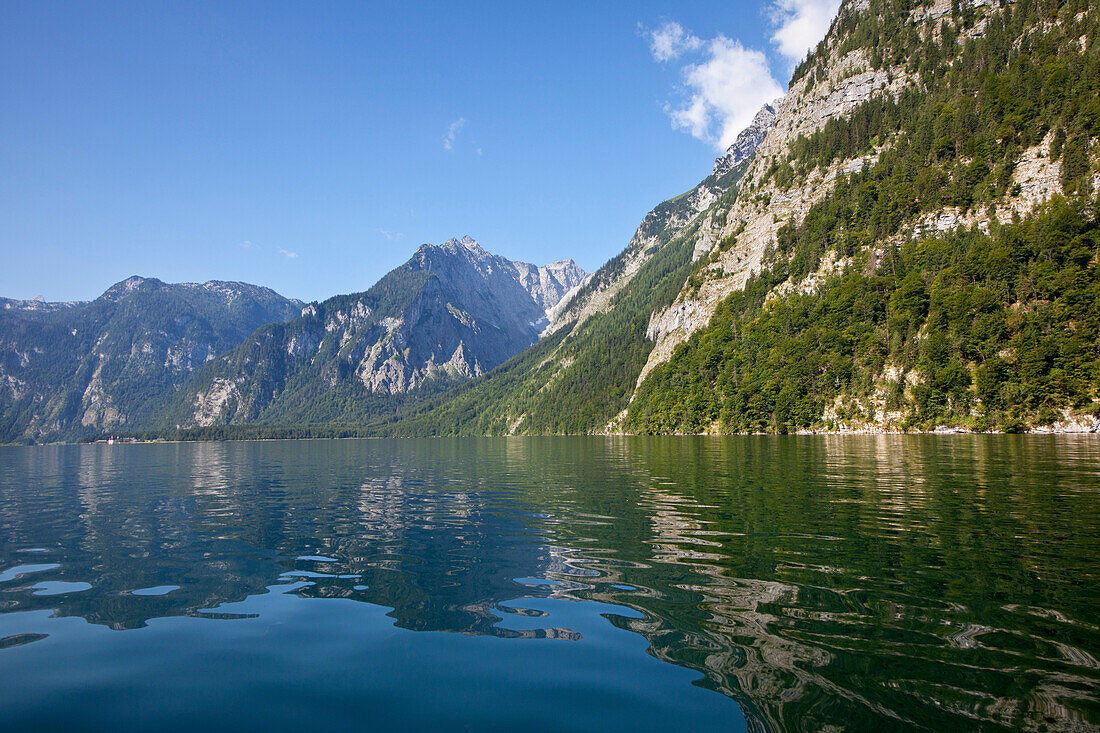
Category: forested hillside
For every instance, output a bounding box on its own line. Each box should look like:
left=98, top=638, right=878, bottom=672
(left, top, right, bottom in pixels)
left=366, top=106, right=784, bottom=438
left=392, top=0, right=1100, bottom=436
left=629, top=199, right=1099, bottom=432
left=32, top=0, right=1100, bottom=442
left=629, top=0, right=1100, bottom=433
left=378, top=155, right=755, bottom=436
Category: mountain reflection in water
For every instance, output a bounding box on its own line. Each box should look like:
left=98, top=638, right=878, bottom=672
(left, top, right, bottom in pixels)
left=0, top=436, right=1097, bottom=731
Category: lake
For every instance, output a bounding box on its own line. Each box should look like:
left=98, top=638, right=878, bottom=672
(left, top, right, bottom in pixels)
left=0, top=436, right=1097, bottom=731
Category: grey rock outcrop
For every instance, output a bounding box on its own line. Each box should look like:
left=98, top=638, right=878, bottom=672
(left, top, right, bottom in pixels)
left=713, top=101, right=782, bottom=178
left=181, top=237, right=586, bottom=426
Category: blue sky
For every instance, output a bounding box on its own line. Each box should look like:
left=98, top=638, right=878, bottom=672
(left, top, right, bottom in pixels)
left=1, top=0, right=838, bottom=303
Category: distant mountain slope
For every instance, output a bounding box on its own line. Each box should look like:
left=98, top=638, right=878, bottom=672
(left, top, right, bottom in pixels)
left=0, top=277, right=304, bottom=443
left=379, top=112, right=773, bottom=436
left=1, top=296, right=86, bottom=313
left=167, top=237, right=586, bottom=428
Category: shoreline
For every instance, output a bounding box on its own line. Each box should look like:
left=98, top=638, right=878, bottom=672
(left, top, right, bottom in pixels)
left=4, top=425, right=1099, bottom=447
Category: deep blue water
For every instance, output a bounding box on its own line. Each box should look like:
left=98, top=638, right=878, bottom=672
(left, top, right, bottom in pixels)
left=1, top=436, right=1098, bottom=731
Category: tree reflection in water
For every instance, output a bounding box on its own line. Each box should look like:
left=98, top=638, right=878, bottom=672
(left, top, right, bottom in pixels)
left=0, top=436, right=1097, bottom=730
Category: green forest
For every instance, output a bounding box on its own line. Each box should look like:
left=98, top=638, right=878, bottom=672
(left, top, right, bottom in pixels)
left=627, top=197, right=1100, bottom=433
left=627, top=0, right=1100, bottom=434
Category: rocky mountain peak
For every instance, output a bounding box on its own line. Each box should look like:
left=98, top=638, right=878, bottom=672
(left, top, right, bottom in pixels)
left=713, top=100, right=782, bottom=177
left=171, top=237, right=589, bottom=422
left=414, top=237, right=588, bottom=316
left=439, top=235, right=488, bottom=255
left=100, top=276, right=157, bottom=302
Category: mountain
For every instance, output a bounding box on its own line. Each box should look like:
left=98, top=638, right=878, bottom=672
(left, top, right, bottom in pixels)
left=712, top=101, right=780, bottom=178
left=389, top=0, right=1100, bottom=436
left=378, top=108, right=776, bottom=436
left=166, top=237, right=587, bottom=428
left=16, top=0, right=1100, bottom=441
left=0, top=277, right=304, bottom=443
left=1, top=296, right=86, bottom=313
left=627, top=0, right=1100, bottom=434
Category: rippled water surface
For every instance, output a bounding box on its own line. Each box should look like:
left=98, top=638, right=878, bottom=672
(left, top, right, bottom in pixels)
left=1, top=436, right=1098, bottom=731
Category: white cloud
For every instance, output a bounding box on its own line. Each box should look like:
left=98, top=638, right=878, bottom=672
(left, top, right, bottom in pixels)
left=379, top=229, right=402, bottom=241
left=443, top=118, right=465, bottom=151
left=240, top=240, right=253, bottom=249
left=669, top=36, right=784, bottom=150
left=646, top=21, right=703, bottom=62
left=278, top=249, right=298, bottom=259
left=649, top=2, right=841, bottom=152
left=769, top=0, right=841, bottom=62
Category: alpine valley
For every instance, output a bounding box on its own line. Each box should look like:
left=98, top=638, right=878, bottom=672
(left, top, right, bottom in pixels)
left=1, top=240, right=586, bottom=442
left=4, top=0, right=1100, bottom=443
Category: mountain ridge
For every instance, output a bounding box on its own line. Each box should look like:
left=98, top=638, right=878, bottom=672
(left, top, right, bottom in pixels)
left=167, top=237, right=587, bottom=429
left=13, top=0, right=1100, bottom=443
left=0, top=277, right=304, bottom=442
left=367, top=0, right=1100, bottom=437
left=626, top=0, right=1100, bottom=435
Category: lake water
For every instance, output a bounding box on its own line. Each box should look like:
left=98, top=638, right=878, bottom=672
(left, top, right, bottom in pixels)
left=0, top=436, right=1097, bottom=731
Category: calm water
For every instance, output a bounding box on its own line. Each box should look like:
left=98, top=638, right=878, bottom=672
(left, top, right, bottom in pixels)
left=0, top=437, right=1097, bottom=731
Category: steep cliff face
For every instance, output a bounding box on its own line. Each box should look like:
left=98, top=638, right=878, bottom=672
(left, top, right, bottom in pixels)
left=642, top=8, right=920, bottom=378
left=175, top=237, right=586, bottom=427
left=0, top=278, right=303, bottom=442
left=642, top=0, right=1096, bottom=384
left=545, top=103, right=780, bottom=339
left=626, top=0, right=1100, bottom=434
left=392, top=0, right=1098, bottom=437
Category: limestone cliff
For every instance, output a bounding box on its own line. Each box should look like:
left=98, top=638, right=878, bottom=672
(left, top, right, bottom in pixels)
left=640, top=0, right=1095, bottom=392
left=177, top=237, right=586, bottom=427
left=622, top=0, right=1100, bottom=434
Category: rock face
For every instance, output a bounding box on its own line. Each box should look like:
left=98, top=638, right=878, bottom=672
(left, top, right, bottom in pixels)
left=378, top=104, right=773, bottom=436
left=545, top=100, right=778, bottom=339
left=512, top=258, right=590, bottom=315
left=0, top=278, right=304, bottom=442
left=389, top=0, right=1097, bottom=438
left=614, top=0, right=1100, bottom=437
left=177, top=237, right=586, bottom=427
left=422, top=237, right=588, bottom=323
left=712, top=101, right=781, bottom=178
left=638, top=0, right=1077, bottom=389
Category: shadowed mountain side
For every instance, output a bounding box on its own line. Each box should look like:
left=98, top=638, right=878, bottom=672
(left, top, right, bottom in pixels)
left=0, top=277, right=303, bottom=443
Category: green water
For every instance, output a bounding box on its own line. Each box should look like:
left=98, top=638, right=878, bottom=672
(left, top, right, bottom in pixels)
left=0, top=436, right=1097, bottom=731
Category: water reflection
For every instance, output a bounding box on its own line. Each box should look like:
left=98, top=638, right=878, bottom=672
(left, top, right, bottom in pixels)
left=0, top=436, right=1098, bottom=730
